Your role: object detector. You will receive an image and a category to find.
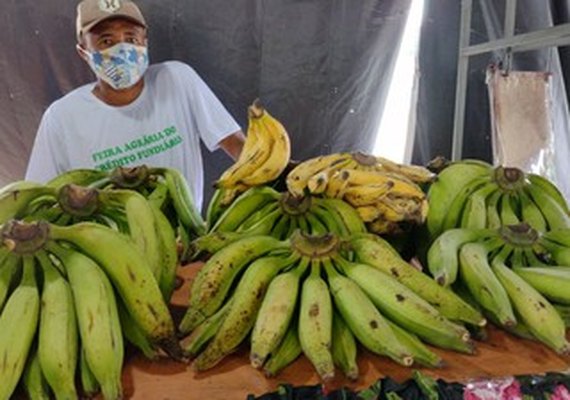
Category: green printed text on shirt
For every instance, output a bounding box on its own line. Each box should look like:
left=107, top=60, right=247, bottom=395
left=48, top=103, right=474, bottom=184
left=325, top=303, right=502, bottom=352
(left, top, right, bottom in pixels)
left=92, top=126, right=183, bottom=171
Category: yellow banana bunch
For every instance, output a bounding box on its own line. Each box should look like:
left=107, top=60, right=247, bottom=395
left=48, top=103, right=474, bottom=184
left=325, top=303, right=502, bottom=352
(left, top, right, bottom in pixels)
left=215, top=100, right=291, bottom=198
left=286, top=152, right=430, bottom=234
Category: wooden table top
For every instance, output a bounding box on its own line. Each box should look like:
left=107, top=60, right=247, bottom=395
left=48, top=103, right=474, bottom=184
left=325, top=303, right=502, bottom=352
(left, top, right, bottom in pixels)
left=119, top=263, right=570, bottom=400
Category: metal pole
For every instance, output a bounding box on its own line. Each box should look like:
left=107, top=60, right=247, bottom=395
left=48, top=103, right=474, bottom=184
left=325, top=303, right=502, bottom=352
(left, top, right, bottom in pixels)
left=451, top=0, right=473, bottom=160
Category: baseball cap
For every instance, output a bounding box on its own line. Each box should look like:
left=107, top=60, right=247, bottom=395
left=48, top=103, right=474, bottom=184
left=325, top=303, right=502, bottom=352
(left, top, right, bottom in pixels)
left=76, top=0, right=147, bottom=41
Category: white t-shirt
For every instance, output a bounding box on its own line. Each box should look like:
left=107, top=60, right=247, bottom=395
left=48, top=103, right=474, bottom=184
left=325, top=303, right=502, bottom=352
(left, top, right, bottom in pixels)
left=25, top=61, right=241, bottom=210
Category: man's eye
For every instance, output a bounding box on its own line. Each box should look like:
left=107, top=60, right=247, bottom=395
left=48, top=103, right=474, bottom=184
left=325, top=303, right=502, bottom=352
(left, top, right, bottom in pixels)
left=126, top=37, right=140, bottom=45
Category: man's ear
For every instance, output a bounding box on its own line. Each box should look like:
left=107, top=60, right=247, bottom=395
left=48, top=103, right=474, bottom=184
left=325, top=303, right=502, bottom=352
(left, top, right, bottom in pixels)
left=76, top=43, right=89, bottom=62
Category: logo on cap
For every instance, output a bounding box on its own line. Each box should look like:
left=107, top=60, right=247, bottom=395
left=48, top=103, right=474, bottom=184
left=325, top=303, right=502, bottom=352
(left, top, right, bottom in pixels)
left=98, top=0, right=121, bottom=13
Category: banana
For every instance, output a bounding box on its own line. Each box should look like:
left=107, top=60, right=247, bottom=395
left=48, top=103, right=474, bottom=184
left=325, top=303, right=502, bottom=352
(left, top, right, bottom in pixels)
left=46, top=169, right=109, bottom=190
left=459, top=240, right=515, bottom=327
left=0, top=253, right=19, bottom=311
left=47, top=223, right=180, bottom=359
left=335, top=256, right=472, bottom=353
left=180, top=235, right=287, bottom=334
left=238, top=207, right=283, bottom=237
left=287, top=153, right=354, bottom=198
left=250, top=257, right=309, bottom=369
left=539, top=238, right=570, bottom=265
left=460, top=183, right=499, bottom=229
left=353, top=205, right=379, bottom=223
left=183, top=299, right=233, bottom=358
left=118, top=299, right=157, bottom=360
left=343, top=182, right=394, bottom=207
left=271, top=213, right=292, bottom=239
left=239, top=104, right=291, bottom=186
left=499, top=193, right=520, bottom=226
left=331, top=311, right=358, bottom=380
left=519, top=188, right=547, bottom=232
left=307, top=170, right=330, bottom=194
left=526, top=182, right=570, bottom=230
left=426, top=161, right=493, bottom=237
left=0, top=256, right=40, bottom=400
left=22, top=348, right=51, bottom=400
left=553, top=304, right=570, bottom=328
left=162, top=167, right=206, bottom=236
left=492, top=257, right=570, bottom=354
left=316, top=198, right=366, bottom=235
left=305, top=211, right=328, bottom=235
left=513, top=267, right=570, bottom=305
left=323, top=259, right=412, bottom=367
left=298, top=260, right=335, bottom=380
left=308, top=203, right=347, bottom=237
left=99, top=189, right=162, bottom=281
left=324, top=169, right=351, bottom=199
left=527, top=173, right=569, bottom=214
left=193, top=254, right=296, bottom=371
left=235, top=200, right=279, bottom=232
left=295, top=214, right=310, bottom=233
left=146, top=180, right=170, bottom=210
left=350, top=234, right=485, bottom=326
left=385, top=319, right=443, bottom=368
left=216, top=102, right=274, bottom=188
left=47, top=244, right=123, bottom=400
left=0, top=182, right=55, bottom=225
left=441, top=175, right=492, bottom=231
left=205, top=187, right=225, bottom=230
left=541, top=229, right=570, bottom=247
left=36, top=251, right=78, bottom=399
left=188, top=231, right=251, bottom=260
left=343, top=169, right=426, bottom=199
left=485, top=189, right=503, bottom=229
left=263, top=320, right=302, bottom=378
left=79, top=347, right=99, bottom=398
left=427, top=228, right=496, bottom=286
left=150, top=205, right=179, bottom=300
left=372, top=200, right=408, bottom=223
left=210, top=186, right=280, bottom=233
left=374, top=156, right=436, bottom=184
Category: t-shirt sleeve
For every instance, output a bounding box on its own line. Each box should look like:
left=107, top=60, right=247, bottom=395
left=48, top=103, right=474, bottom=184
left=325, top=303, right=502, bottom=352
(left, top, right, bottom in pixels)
left=25, top=108, right=64, bottom=183
left=177, top=63, right=242, bottom=151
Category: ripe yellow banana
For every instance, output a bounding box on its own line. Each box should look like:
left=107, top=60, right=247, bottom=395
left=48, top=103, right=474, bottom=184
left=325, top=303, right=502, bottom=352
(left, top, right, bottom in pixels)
left=250, top=257, right=309, bottom=369
left=287, top=153, right=354, bottom=198
left=239, top=104, right=291, bottom=186
left=323, top=259, right=412, bottom=367
left=0, top=256, right=40, bottom=400
left=193, top=254, right=296, bottom=371
left=216, top=102, right=274, bottom=189
left=342, top=169, right=425, bottom=199
left=298, top=260, right=335, bottom=380
left=47, top=243, right=123, bottom=400
left=374, top=156, right=436, bottom=183
left=307, top=170, right=330, bottom=194
left=324, top=169, right=351, bottom=199
left=355, top=205, right=382, bottom=223
left=343, top=182, right=394, bottom=207
left=36, top=251, right=78, bottom=399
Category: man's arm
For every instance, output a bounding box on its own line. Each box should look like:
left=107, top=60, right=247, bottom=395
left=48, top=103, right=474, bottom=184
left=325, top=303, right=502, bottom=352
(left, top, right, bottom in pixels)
left=219, top=130, right=246, bottom=160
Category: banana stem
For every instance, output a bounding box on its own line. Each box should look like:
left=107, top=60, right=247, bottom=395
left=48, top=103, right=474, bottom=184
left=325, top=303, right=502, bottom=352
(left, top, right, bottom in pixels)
left=290, top=230, right=340, bottom=258
left=57, top=184, right=100, bottom=217
left=0, top=220, right=50, bottom=255
left=110, top=165, right=151, bottom=189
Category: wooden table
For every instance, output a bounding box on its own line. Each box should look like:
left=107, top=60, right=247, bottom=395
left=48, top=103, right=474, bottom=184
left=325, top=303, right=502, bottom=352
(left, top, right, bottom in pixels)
left=120, top=264, right=570, bottom=399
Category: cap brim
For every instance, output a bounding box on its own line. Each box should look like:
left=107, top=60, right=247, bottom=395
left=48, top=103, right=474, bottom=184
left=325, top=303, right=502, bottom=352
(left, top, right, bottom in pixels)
left=79, top=14, right=146, bottom=40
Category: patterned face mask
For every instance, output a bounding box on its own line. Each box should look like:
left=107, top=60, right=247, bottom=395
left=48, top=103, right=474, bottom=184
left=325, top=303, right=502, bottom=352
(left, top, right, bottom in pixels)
left=83, top=42, right=149, bottom=90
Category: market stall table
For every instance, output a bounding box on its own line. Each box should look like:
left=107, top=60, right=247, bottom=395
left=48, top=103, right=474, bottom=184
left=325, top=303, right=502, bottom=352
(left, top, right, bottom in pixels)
left=120, top=263, right=570, bottom=399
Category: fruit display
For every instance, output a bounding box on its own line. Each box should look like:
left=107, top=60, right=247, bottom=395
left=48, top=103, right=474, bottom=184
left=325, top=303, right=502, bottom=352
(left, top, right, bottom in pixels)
left=286, top=152, right=434, bottom=235
left=427, top=223, right=570, bottom=354
left=426, top=159, right=569, bottom=240
left=179, top=230, right=485, bottom=380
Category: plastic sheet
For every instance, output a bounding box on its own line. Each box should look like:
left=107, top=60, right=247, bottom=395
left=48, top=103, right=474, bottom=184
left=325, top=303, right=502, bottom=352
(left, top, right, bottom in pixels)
left=487, top=67, right=556, bottom=182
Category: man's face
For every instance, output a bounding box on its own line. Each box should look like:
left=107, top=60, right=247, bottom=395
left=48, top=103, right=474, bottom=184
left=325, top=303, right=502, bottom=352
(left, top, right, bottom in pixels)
left=80, top=17, right=147, bottom=52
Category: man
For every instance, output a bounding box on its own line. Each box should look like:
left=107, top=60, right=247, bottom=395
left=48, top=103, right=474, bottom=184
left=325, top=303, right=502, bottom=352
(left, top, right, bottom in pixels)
left=26, top=0, right=245, bottom=210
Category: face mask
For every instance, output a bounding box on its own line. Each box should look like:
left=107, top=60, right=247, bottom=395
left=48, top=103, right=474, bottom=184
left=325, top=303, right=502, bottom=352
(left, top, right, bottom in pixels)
left=82, top=42, right=149, bottom=90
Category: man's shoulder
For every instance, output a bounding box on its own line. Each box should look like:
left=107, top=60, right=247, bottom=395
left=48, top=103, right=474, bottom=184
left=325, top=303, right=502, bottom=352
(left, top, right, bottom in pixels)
left=47, top=83, right=95, bottom=116
left=148, top=61, right=201, bottom=84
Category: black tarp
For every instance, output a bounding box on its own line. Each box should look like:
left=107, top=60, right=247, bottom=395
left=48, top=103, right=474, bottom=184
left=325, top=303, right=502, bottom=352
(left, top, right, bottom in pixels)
left=0, top=0, right=412, bottom=208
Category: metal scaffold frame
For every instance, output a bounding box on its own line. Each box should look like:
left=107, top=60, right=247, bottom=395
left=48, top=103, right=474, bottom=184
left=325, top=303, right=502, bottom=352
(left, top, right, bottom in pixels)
left=451, top=0, right=570, bottom=160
